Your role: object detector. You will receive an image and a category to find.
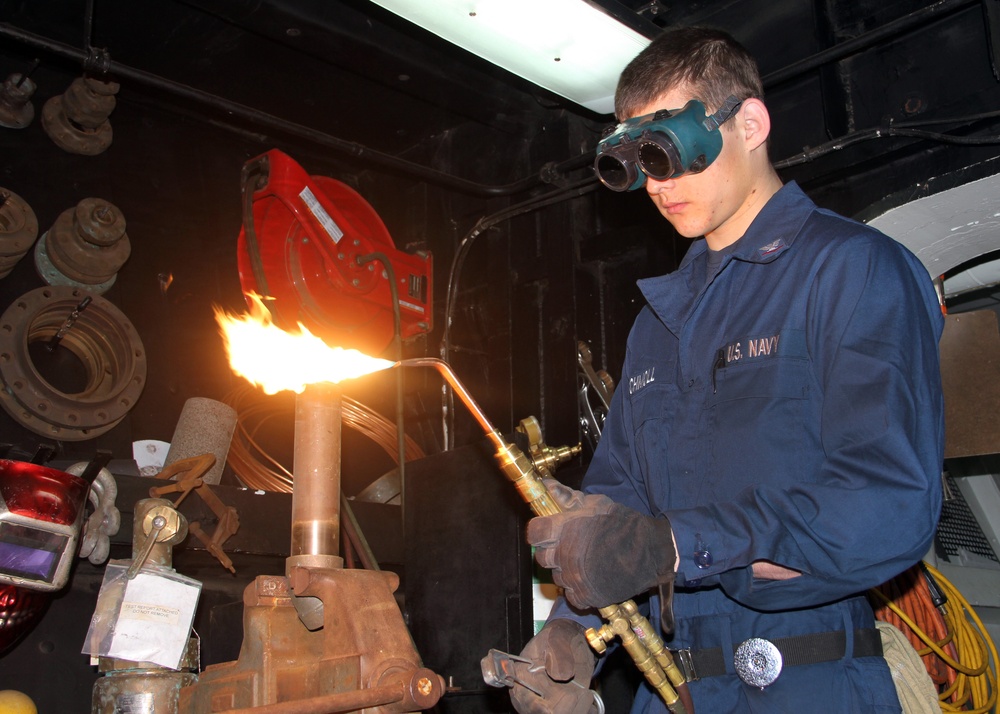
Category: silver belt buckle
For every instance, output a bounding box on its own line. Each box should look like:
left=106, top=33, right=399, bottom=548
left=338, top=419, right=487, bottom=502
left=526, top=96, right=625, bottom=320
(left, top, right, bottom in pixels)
left=734, top=637, right=782, bottom=689
left=674, top=649, right=697, bottom=682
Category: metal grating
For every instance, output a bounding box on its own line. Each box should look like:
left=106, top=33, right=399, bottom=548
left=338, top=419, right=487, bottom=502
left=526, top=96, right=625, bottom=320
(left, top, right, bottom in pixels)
left=936, top=474, right=1000, bottom=564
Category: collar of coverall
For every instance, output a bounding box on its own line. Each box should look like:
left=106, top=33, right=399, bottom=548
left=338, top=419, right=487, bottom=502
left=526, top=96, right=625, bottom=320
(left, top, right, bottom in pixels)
left=637, top=181, right=813, bottom=333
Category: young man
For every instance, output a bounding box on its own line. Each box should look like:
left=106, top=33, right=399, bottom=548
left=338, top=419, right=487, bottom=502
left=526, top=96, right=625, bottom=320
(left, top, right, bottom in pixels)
left=509, top=26, right=945, bottom=714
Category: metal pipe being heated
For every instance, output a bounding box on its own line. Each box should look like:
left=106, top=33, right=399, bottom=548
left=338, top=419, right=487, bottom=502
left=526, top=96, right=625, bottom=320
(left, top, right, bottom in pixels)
left=290, top=382, right=343, bottom=565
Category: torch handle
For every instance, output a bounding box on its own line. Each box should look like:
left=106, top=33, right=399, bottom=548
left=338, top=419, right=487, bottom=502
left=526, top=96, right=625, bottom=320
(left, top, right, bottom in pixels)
left=492, top=438, right=690, bottom=714
left=394, top=358, right=692, bottom=713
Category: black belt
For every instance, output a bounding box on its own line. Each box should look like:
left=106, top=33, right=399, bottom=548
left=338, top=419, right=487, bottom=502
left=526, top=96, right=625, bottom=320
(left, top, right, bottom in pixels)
left=673, top=628, right=883, bottom=687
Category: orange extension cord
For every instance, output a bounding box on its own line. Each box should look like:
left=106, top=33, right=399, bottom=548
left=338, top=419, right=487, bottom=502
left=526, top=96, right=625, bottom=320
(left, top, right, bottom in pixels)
left=871, top=562, right=998, bottom=713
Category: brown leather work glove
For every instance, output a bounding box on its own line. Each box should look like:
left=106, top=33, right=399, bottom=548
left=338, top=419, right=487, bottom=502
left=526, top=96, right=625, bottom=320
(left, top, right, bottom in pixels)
left=528, top=480, right=677, bottom=610
left=508, top=619, right=599, bottom=714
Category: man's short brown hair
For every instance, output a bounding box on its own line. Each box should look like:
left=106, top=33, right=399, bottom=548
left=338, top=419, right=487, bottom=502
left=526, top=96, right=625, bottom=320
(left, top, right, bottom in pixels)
left=615, top=27, right=763, bottom=121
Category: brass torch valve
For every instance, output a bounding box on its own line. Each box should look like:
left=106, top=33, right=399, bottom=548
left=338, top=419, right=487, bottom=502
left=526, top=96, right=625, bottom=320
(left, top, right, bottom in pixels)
left=491, top=434, right=562, bottom=518
left=516, top=416, right=582, bottom=479
left=490, top=432, right=690, bottom=714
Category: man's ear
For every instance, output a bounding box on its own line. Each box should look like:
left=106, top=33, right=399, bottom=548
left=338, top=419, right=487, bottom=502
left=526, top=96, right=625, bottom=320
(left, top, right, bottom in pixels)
left=739, top=98, right=771, bottom=152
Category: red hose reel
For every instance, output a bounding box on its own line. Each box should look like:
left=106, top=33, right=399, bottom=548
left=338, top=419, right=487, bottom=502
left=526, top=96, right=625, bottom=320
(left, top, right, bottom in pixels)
left=237, top=149, right=432, bottom=355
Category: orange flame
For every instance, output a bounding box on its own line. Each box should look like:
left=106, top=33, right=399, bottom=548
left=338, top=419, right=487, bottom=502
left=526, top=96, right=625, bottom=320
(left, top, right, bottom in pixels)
left=214, top=294, right=395, bottom=395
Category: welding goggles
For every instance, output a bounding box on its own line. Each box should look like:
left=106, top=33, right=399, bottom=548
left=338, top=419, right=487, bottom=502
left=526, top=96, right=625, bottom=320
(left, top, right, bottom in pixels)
left=594, top=95, right=743, bottom=191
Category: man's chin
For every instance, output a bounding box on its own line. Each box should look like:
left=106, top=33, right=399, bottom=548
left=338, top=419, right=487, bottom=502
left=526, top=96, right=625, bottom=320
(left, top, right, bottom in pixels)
left=661, top=215, right=705, bottom=239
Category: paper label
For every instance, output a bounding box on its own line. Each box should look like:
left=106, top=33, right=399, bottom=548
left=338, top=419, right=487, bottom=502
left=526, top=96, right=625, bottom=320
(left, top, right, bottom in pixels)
left=83, top=562, right=201, bottom=670
left=299, top=186, right=344, bottom=244
left=119, top=601, right=181, bottom=626
left=108, top=569, right=200, bottom=668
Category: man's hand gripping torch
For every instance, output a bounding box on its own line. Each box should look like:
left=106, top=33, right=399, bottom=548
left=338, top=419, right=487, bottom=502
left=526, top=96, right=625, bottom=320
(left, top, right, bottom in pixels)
left=395, top=358, right=693, bottom=714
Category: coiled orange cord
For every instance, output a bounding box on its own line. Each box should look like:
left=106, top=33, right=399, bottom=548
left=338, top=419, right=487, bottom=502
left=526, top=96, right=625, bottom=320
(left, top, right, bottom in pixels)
left=870, top=562, right=998, bottom=713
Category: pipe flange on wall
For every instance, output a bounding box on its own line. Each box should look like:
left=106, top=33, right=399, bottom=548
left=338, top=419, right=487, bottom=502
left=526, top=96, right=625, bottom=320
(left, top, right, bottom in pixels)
left=41, top=76, right=118, bottom=155
left=0, top=72, right=36, bottom=129
left=0, top=188, right=38, bottom=279
left=34, top=197, right=130, bottom=293
left=0, top=285, right=146, bottom=440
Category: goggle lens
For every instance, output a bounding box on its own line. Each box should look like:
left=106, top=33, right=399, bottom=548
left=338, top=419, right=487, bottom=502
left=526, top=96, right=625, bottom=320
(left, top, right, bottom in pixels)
left=637, top=140, right=677, bottom=180
left=595, top=153, right=634, bottom=191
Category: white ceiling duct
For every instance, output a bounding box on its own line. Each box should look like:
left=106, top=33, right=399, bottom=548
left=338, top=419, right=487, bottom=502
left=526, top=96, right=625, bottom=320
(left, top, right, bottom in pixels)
left=867, top=171, right=1000, bottom=298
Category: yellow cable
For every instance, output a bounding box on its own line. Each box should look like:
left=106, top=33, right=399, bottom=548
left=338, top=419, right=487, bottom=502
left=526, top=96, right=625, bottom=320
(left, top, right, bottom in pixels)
left=931, top=562, right=997, bottom=714
left=871, top=562, right=998, bottom=713
left=870, top=588, right=978, bottom=675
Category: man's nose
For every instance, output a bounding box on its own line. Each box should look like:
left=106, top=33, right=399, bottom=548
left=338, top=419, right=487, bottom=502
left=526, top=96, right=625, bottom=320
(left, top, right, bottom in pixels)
left=645, top=176, right=676, bottom=195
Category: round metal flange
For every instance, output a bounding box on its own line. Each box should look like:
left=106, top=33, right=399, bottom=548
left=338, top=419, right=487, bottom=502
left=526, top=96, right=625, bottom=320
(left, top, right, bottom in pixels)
left=0, top=285, right=146, bottom=440
left=0, top=188, right=38, bottom=278
left=45, top=201, right=130, bottom=279
left=0, top=73, right=36, bottom=129
left=41, top=93, right=113, bottom=156
left=34, top=232, right=117, bottom=294
left=34, top=199, right=130, bottom=289
left=60, top=76, right=118, bottom=128
left=75, top=197, right=127, bottom=246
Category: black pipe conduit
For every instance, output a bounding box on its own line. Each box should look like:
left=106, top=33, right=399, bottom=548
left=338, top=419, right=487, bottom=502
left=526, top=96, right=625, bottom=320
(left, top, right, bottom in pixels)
left=2, top=0, right=980, bottom=197
left=761, top=0, right=979, bottom=88
left=0, top=22, right=592, bottom=198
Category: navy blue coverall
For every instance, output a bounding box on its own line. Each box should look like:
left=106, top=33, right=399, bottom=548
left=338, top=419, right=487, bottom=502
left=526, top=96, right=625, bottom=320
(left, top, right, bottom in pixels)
left=550, top=182, right=945, bottom=713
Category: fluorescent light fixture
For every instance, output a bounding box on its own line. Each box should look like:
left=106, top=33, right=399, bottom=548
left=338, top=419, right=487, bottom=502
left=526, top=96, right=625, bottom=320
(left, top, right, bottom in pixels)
left=368, top=0, right=652, bottom=115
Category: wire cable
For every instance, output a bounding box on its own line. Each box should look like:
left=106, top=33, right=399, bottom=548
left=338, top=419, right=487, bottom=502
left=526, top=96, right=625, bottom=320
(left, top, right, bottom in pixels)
left=439, top=175, right=600, bottom=448
left=222, top=383, right=425, bottom=494
left=871, top=562, right=998, bottom=713
left=775, top=117, right=1000, bottom=169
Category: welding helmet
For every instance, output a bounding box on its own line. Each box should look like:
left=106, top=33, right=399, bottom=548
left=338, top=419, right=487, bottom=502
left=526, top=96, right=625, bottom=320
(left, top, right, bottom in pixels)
left=594, top=95, right=743, bottom=191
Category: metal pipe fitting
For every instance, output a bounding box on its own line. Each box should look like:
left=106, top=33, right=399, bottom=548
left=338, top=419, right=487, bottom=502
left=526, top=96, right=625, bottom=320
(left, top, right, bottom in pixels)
left=0, top=72, right=36, bottom=129
left=0, top=188, right=38, bottom=279
left=41, top=76, right=119, bottom=155
left=35, top=197, right=130, bottom=293
left=289, top=382, right=343, bottom=565
left=0, top=285, right=146, bottom=440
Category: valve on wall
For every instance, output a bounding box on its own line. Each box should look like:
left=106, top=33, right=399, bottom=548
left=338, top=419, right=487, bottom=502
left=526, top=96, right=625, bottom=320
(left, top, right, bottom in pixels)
left=41, top=76, right=118, bottom=156
left=0, top=69, right=37, bottom=130
left=34, top=197, right=130, bottom=294
left=0, top=188, right=38, bottom=280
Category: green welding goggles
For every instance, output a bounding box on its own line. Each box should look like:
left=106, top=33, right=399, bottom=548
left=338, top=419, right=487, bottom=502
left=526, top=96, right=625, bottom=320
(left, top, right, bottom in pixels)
left=594, top=95, right=743, bottom=191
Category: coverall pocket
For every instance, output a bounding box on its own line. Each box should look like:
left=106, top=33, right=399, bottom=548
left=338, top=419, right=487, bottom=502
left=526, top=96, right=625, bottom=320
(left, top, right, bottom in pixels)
left=710, top=355, right=810, bottom=403
left=708, top=357, right=814, bottom=492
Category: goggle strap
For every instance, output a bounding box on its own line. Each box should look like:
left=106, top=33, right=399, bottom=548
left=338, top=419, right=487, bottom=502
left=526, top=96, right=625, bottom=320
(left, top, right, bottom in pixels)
left=702, top=95, right=743, bottom=131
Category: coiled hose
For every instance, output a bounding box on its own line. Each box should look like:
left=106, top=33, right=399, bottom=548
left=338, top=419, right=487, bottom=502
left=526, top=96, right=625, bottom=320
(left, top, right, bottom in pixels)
left=871, top=562, right=998, bottom=713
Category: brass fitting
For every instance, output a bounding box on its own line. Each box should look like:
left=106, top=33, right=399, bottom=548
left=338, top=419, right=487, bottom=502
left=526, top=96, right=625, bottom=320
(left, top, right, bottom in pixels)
left=516, top=415, right=582, bottom=478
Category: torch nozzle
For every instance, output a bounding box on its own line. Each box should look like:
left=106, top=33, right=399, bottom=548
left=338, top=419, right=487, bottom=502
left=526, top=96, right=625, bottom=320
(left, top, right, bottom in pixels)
left=392, top=357, right=561, bottom=515
left=394, top=358, right=500, bottom=442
